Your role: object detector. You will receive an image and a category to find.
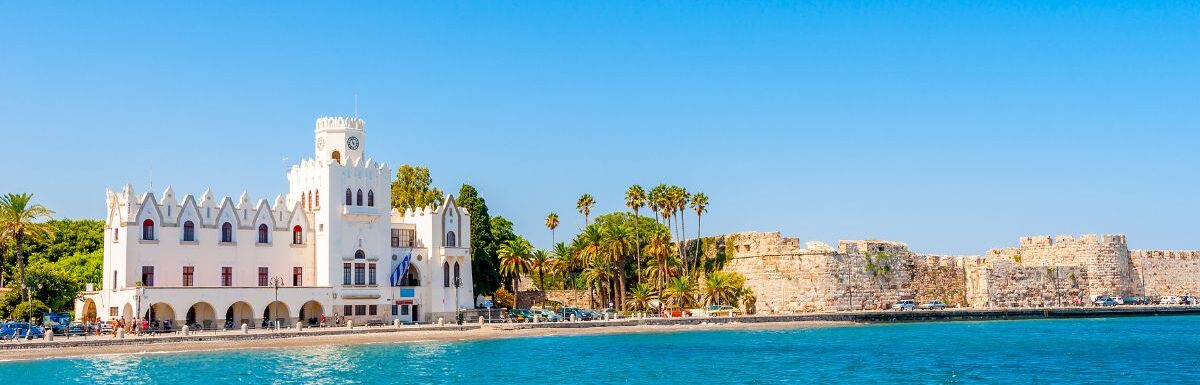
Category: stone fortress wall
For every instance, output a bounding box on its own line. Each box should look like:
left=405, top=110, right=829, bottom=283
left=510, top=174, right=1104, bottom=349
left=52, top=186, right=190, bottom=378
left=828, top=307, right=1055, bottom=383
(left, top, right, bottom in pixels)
left=717, top=231, right=1200, bottom=312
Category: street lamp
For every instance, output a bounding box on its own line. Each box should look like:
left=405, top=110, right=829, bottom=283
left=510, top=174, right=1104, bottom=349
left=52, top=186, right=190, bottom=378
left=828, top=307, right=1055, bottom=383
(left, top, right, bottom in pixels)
left=453, top=275, right=462, bottom=324
left=270, top=276, right=285, bottom=330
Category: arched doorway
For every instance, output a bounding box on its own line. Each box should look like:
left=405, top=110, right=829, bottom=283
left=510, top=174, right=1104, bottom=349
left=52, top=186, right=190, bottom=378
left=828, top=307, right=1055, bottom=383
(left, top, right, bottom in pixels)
left=299, top=301, right=324, bottom=326
left=145, top=302, right=177, bottom=330
left=80, top=299, right=98, bottom=323
left=121, top=303, right=134, bottom=323
left=225, top=301, right=254, bottom=328
left=185, top=302, right=217, bottom=330
left=263, top=301, right=291, bottom=327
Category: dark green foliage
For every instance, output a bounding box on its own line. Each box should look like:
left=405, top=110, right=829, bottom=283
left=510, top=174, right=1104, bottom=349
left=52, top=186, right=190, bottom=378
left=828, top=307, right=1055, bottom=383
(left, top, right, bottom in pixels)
left=458, top=184, right=501, bottom=295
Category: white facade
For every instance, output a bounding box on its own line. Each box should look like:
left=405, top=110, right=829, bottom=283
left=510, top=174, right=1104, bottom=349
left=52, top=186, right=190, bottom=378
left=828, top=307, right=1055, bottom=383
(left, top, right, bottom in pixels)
left=77, top=117, right=473, bottom=328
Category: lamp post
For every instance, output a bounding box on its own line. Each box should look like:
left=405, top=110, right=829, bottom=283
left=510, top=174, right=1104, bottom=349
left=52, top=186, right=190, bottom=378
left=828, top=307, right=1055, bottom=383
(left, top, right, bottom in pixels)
left=270, top=276, right=285, bottom=330
left=453, top=275, right=462, bottom=324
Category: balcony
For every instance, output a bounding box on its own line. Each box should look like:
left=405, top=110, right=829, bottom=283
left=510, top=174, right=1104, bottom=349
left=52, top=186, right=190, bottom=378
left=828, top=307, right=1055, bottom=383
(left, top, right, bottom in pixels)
left=341, top=206, right=383, bottom=220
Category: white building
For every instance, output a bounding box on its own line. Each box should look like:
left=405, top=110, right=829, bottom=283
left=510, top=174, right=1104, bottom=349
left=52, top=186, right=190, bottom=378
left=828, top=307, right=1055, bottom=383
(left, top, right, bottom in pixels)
left=76, top=117, right=474, bottom=329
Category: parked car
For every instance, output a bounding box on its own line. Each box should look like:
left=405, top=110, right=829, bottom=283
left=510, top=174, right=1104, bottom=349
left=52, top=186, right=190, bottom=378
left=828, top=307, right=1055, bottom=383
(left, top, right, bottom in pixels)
left=1122, top=297, right=1148, bottom=305
left=562, top=307, right=591, bottom=321
left=918, top=300, right=947, bottom=310
left=1159, top=296, right=1181, bottom=305
left=1094, top=297, right=1118, bottom=307
left=507, top=309, right=534, bottom=322
left=706, top=305, right=741, bottom=317
left=667, top=308, right=692, bottom=317
left=892, top=299, right=916, bottom=311
left=533, top=309, right=562, bottom=322
left=0, top=322, right=45, bottom=340
left=66, top=322, right=87, bottom=336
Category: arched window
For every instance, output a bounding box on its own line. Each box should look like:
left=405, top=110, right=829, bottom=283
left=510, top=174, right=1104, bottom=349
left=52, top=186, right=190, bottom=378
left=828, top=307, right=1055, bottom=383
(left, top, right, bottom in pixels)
left=443, top=261, right=451, bottom=288
left=345, top=189, right=352, bottom=205
left=315, top=190, right=319, bottom=208
left=142, top=219, right=155, bottom=240
left=292, top=225, right=303, bottom=244
left=453, top=262, right=461, bottom=286
left=308, top=191, right=313, bottom=209
left=114, top=228, right=119, bottom=242
left=356, top=189, right=363, bottom=206
left=183, top=221, right=195, bottom=242
left=301, top=194, right=306, bottom=210
left=355, top=250, right=366, bottom=259
left=221, top=222, right=233, bottom=243
left=258, top=224, right=269, bottom=243
left=445, top=231, right=456, bottom=247
left=367, top=190, right=374, bottom=207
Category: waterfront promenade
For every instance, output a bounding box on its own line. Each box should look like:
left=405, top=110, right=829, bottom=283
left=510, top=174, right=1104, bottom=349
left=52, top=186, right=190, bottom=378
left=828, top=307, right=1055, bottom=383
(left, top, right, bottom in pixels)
left=3, top=305, right=1198, bottom=358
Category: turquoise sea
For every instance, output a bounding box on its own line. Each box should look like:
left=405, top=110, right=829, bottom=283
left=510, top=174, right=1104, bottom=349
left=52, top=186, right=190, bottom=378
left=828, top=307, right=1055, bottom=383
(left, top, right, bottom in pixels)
left=3, top=315, right=1199, bottom=384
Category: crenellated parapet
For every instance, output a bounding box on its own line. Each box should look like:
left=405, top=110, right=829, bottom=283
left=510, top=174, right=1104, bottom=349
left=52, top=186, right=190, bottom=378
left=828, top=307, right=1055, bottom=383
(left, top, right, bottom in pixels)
left=105, top=184, right=308, bottom=232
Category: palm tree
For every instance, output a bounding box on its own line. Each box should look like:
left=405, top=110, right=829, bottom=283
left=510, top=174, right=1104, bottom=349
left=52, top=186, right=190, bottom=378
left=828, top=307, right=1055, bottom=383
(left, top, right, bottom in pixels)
left=544, top=212, right=560, bottom=245
left=0, top=193, right=54, bottom=321
left=644, top=230, right=672, bottom=296
left=582, top=258, right=615, bottom=309
left=702, top=271, right=737, bottom=307
left=668, top=186, right=690, bottom=277
left=690, top=192, right=709, bottom=272
left=627, top=283, right=656, bottom=312
left=664, top=276, right=695, bottom=312
left=576, top=194, right=595, bottom=226
left=550, top=242, right=574, bottom=289
left=497, top=238, right=533, bottom=294
left=738, top=287, right=757, bottom=314
left=625, top=185, right=646, bottom=284
left=600, top=223, right=633, bottom=310
left=529, top=249, right=550, bottom=291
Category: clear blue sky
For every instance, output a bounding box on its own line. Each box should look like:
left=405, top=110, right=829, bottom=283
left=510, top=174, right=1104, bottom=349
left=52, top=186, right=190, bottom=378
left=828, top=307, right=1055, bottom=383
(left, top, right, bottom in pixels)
left=2, top=1, right=1197, bottom=254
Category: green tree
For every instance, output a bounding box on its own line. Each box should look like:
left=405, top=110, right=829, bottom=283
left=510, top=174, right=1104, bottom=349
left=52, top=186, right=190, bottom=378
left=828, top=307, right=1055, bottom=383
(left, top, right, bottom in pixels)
left=497, top=238, right=532, bottom=293
left=627, top=283, right=656, bottom=312
left=550, top=242, right=577, bottom=290
left=664, top=276, right=695, bottom=311
left=529, top=249, right=550, bottom=291
left=864, top=250, right=894, bottom=310
left=690, top=192, right=709, bottom=271
left=576, top=194, right=595, bottom=225
left=625, top=185, right=646, bottom=285
left=702, top=271, right=738, bottom=307
left=1, top=193, right=54, bottom=322
left=544, top=212, right=559, bottom=245
left=390, top=164, right=443, bottom=211
left=458, top=184, right=500, bottom=295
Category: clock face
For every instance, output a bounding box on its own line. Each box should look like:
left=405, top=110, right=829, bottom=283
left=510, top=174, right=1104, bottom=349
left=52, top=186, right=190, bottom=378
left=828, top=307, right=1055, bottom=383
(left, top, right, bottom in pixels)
left=347, top=136, right=360, bottom=150
left=316, top=138, right=325, bottom=150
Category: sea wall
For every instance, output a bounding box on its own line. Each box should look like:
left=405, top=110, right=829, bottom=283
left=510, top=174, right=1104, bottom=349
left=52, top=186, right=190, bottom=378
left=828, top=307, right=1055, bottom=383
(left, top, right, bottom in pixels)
left=719, top=231, right=1199, bottom=311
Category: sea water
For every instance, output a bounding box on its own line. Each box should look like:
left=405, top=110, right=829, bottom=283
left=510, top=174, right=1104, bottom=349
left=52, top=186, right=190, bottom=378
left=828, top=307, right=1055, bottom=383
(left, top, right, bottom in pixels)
left=2, top=315, right=1198, bottom=384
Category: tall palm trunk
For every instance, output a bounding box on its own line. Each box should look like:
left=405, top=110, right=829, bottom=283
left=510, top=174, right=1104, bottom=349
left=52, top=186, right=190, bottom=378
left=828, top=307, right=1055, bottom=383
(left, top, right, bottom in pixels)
left=633, top=209, right=641, bottom=285
left=0, top=243, right=6, bottom=288
left=694, top=212, right=703, bottom=272
left=16, top=229, right=28, bottom=320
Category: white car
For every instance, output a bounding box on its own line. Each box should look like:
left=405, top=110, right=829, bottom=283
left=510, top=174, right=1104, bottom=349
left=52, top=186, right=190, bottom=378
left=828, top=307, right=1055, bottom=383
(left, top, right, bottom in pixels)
left=918, top=300, right=947, bottom=310
left=891, top=300, right=916, bottom=311
left=1159, top=296, right=1181, bottom=305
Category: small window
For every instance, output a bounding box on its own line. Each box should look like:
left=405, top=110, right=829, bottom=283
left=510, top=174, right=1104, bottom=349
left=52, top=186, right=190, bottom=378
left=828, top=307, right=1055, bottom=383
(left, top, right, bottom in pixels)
left=367, top=190, right=374, bottom=207
left=221, top=267, right=233, bottom=287
left=355, top=305, right=366, bottom=316
left=293, top=267, right=303, bottom=286
left=343, top=305, right=352, bottom=316
left=453, top=262, right=461, bottom=286
left=368, top=305, right=377, bottom=316
left=354, top=263, right=366, bottom=285
left=258, top=267, right=269, bottom=287
left=356, top=189, right=363, bottom=206
left=343, top=263, right=352, bottom=285
left=315, top=190, right=319, bottom=208
left=258, top=224, right=270, bottom=244
left=293, top=225, right=303, bottom=244
left=142, top=219, right=155, bottom=240
left=221, top=222, right=233, bottom=243
left=443, top=261, right=450, bottom=288
left=354, top=249, right=366, bottom=259
left=368, top=263, right=377, bottom=286
left=182, top=266, right=194, bottom=287
left=345, top=189, right=352, bottom=205
left=141, top=266, right=155, bottom=286
left=445, top=231, right=456, bottom=247
left=114, top=228, right=119, bottom=242
left=183, top=221, right=195, bottom=242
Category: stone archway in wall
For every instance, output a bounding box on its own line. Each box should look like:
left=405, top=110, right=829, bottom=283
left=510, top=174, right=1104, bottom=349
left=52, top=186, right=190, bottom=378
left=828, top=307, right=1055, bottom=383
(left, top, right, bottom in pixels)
left=299, top=301, right=324, bottom=326
left=120, top=303, right=134, bottom=323
left=145, top=302, right=177, bottom=328
left=263, top=301, right=291, bottom=327
left=226, top=301, right=255, bottom=328
left=80, top=299, right=98, bottom=322
left=186, top=302, right=217, bottom=330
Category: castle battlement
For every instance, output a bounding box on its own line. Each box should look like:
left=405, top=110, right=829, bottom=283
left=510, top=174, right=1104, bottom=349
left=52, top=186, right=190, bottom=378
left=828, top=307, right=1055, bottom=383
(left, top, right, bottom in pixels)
left=1017, top=234, right=1127, bottom=248
left=315, top=116, right=365, bottom=131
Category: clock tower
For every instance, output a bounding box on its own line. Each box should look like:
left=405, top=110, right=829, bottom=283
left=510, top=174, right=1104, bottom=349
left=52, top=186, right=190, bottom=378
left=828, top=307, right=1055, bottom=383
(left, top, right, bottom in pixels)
left=314, top=117, right=366, bottom=164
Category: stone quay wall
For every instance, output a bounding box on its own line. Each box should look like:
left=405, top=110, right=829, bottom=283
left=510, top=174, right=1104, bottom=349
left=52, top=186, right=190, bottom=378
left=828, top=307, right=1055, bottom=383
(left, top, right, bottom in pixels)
left=719, top=231, right=1199, bottom=311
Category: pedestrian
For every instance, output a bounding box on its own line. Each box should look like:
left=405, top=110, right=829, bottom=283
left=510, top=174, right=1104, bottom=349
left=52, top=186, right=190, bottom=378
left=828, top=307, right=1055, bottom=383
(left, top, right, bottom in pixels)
left=320, top=313, right=326, bottom=327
